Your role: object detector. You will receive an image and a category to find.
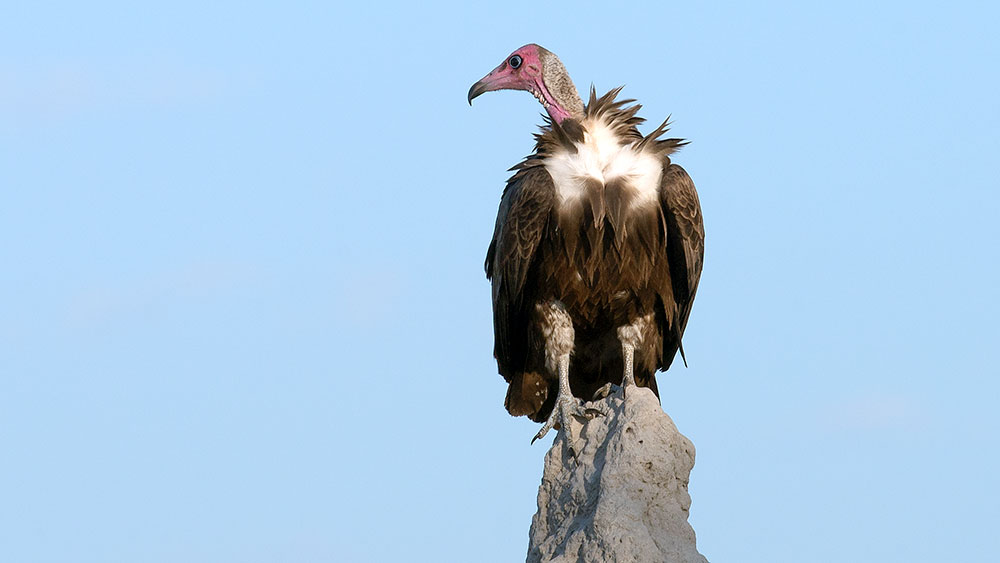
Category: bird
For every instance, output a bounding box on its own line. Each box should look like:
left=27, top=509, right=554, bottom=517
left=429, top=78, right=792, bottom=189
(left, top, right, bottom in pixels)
left=469, top=44, right=704, bottom=451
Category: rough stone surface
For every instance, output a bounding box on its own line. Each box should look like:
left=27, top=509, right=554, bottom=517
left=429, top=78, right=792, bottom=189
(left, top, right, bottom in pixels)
left=527, top=387, right=708, bottom=563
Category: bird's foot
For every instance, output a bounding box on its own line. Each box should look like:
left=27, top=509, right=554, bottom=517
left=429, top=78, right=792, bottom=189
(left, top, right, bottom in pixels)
left=618, top=369, right=639, bottom=400
left=532, top=395, right=592, bottom=457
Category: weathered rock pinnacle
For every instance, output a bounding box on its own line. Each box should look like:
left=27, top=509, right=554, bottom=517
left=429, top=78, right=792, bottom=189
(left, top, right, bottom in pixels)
left=527, top=387, right=708, bottom=563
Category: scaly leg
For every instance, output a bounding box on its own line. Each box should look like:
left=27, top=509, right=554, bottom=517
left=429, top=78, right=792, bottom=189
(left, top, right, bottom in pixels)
left=621, top=341, right=637, bottom=391
left=617, top=314, right=652, bottom=398
left=532, top=352, right=586, bottom=455
left=531, top=301, right=587, bottom=455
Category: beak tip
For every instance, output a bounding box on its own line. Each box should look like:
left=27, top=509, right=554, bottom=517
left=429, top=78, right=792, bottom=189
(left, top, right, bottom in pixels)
left=468, top=81, right=487, bottom=106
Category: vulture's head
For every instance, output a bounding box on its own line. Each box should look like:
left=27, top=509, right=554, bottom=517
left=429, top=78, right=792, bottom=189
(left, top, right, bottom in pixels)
left=468, top=44, right=584, bottom=124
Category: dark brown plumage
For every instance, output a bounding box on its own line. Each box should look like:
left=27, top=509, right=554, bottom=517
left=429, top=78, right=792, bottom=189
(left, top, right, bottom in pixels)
left=469, top=45, right=704, bottom=449
left=485, top=87, right=705, bottom=423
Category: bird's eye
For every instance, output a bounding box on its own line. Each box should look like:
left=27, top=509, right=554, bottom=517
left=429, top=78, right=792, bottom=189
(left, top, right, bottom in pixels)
left=508, top=55, right=523, bottom=69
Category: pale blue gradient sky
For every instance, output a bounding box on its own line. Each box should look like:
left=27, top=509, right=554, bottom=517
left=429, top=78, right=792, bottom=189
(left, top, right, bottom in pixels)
left=1, top=2, right=998, bottom=562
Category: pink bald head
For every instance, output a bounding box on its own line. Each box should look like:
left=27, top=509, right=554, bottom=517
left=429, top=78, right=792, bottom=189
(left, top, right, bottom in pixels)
left=468, top=44, right=578, bottom=124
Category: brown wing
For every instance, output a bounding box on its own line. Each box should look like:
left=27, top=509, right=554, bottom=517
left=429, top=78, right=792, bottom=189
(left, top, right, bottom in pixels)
left=484, top=158, right=556, bottom=377
left=657, top=163, right=705, bottom=369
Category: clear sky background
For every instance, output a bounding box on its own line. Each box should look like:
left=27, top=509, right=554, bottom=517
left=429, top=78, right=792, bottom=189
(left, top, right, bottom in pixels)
left=1, top=2, right=997, bottom=562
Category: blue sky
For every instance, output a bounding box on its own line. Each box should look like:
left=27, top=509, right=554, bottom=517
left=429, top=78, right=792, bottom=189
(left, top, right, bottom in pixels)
left=1, top=1, right=998, bottom=561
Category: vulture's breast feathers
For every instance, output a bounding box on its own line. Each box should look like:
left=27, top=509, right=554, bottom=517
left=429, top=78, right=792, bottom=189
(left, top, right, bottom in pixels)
left=544, top=118, right=663, bottom=221
left=537, top=88, right=685, bottom=235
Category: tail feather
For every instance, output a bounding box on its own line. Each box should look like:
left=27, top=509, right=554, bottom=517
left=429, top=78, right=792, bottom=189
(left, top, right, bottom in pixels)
left=504, top=371, right=551, bottom=420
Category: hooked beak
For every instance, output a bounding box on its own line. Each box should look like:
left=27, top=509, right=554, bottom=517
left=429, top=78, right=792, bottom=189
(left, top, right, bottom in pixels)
left=468, top=80, right=489, bottom=105
left=468, top=60, right=514, bottom=106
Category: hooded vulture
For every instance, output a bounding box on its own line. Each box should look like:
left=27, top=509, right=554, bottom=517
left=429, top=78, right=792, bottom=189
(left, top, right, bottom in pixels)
left=469, top=44, right=704, bottom=450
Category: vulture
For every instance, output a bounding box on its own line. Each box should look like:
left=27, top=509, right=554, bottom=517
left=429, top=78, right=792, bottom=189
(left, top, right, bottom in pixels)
left=469, top=44, right=704, bottom=449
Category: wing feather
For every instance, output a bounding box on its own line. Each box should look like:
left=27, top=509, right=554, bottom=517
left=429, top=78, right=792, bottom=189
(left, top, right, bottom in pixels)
left=658, top=163, right=705, bottom=368
left=485, top=161, right=556, bottom=377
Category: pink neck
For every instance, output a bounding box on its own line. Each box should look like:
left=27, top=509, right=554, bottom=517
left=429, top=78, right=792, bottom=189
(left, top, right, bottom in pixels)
left=546, top=104, right=574, bottom=124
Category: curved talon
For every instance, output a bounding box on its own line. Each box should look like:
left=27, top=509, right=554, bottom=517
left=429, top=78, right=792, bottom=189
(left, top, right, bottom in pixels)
left=584, top=402, right=612, bottom=418
left=531, top=395, right=586, bottom=453
left=592, top=382, right=614, bottom=401
left=532, top=418, right=556, bottom=444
